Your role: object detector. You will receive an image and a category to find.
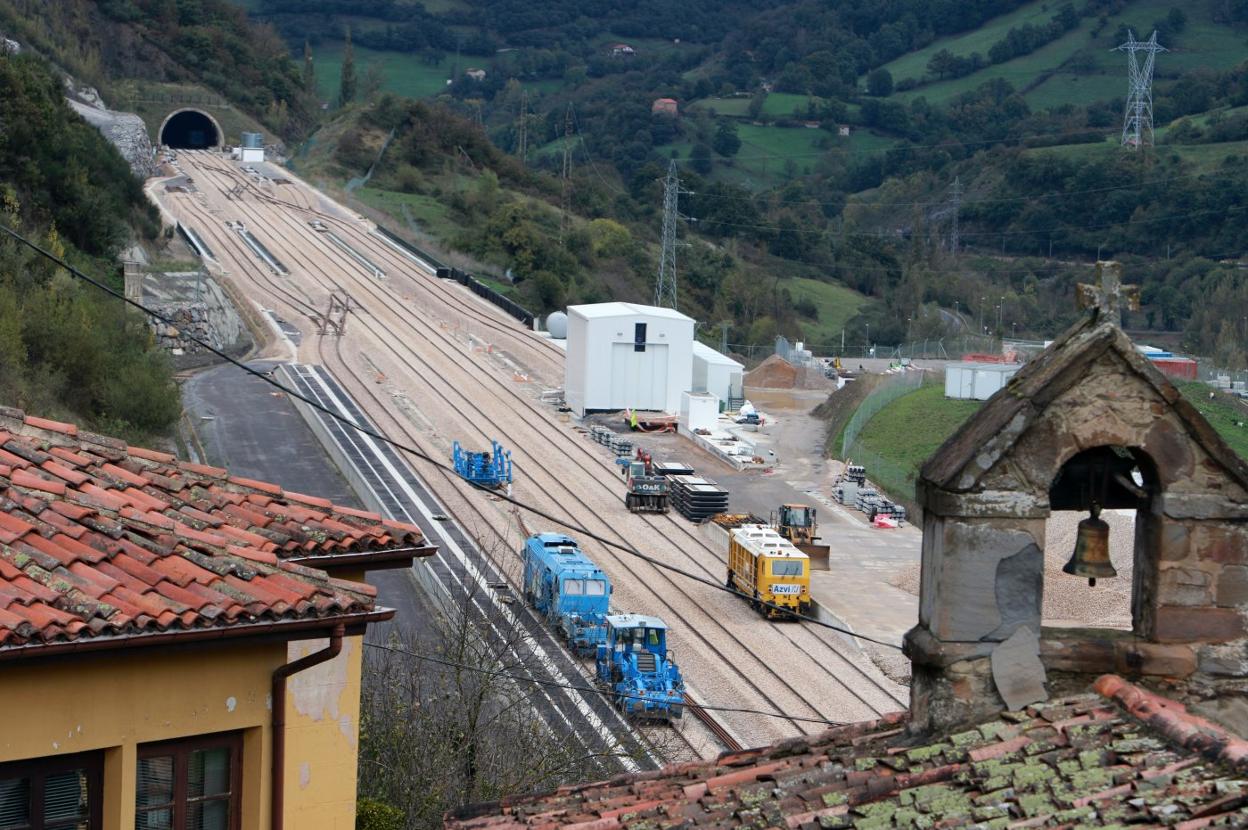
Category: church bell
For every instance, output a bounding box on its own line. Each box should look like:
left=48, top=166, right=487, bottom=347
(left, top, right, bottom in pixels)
left=1062, top=503, right=1115, bottom=586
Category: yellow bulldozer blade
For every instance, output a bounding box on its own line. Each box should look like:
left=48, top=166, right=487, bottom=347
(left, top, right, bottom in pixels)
left=798, top=543, right=831, bottom=571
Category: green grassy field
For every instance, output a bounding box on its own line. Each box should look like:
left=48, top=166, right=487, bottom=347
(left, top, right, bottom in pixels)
left=787, top=277, right=870, bottom=349
left=878, top=0, right=1064, bottom=83
left=692, top=92, right=832, bottom=120
left=1027, top=136, right=1248, bottom=167
left=884, top=0, right=1246, bottom=109
left=311, top=43, right=491, bottom=101
left=1179, top=382, right=1248, bottom=461
left=853, top=383, right=981, bottom=475
left=1023, top=72, right=1124, bottom=111
left=842, top=376, right=1248, bottom=503
left=720, top=123, right=833, bottom=186
left=354, top=187, right=457, bottom=239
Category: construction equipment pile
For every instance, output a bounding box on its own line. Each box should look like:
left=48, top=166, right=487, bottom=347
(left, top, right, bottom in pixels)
left=834, top=464, right=906, bottom=526
left=669, top=475, right=730, bottom=521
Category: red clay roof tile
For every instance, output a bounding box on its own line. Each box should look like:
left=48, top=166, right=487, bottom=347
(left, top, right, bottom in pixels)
left=41, top=461, right=90, bottom=486
left=227, top=475, right=283, bottom=495
left=11, top=469, right=67, bottom=496
left=24, top=416, right=78, bottom=436
left=182, top=462, right=228, bottom=478
left=126, top=445, right=177, bottom=464
left=446, top=683, right=1248, bottom=830
left=99, top=462, right=149, bottom=488
left=0, top=409, right=415, bottom=652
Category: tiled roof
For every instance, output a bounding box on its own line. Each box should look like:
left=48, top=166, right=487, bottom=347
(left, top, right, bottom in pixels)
left=447, top=676, right=1248, bottom=829
left=0, top=408, right=425, bottom=651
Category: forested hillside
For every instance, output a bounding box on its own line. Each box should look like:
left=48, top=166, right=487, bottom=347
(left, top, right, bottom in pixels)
left=0, top=0, right=317, bottom=139
left=0, top=53, right=179, bottom=438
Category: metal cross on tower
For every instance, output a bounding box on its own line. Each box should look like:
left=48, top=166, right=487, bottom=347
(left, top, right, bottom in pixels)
left=655, top=159, right=687, bottom=310
left=1114, top=30, right=1166, bottom=150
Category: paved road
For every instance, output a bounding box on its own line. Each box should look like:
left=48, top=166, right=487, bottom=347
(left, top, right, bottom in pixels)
left=180, top=360, right=440, bottom=640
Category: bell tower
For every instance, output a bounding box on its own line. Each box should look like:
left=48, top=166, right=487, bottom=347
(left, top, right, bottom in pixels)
left=906, top=262, right=1248, bottom=733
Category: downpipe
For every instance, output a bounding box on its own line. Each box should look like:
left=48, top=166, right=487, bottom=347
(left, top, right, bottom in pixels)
left=271, top=623, right=345, bottom=830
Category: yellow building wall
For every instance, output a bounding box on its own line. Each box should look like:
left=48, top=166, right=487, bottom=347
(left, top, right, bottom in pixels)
left=282, top=634, right=364, bottom=830
left=0, top=633, right=368, bottom=830
left=0, top=641, right=281, bottom=830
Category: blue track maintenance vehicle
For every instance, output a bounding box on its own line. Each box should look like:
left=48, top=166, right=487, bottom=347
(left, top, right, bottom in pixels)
left=452, top=439, right=513, bottom=489
left=521, top=533, right=611, bottom=655
left=595, top=614, right=684, bottom=720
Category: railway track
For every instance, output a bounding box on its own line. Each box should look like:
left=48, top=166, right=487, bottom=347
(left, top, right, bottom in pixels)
left=175, top=152, right=903, bottom=728
left=181, top=156, right=906, bottom=721
left=162, top=152, right=906, bottom=750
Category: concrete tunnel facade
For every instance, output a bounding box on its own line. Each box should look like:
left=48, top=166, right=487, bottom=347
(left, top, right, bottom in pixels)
left=158, top=108, right=223, bottom=149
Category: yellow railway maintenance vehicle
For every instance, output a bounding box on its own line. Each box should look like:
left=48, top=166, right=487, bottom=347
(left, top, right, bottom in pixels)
left=726, top=524, right=812, bottom=619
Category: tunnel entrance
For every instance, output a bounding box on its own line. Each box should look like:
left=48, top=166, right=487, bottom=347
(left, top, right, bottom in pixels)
left=159, top=109, right=221, bottom=149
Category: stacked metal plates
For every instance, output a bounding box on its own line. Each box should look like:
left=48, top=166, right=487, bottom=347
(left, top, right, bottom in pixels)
left=588, top=426, right=633, bottom=457
left=653, top=460, right=694, bottom=477
left=835, top=481, right=860, bottom=505
left=668, top=475, right=730, bottom=521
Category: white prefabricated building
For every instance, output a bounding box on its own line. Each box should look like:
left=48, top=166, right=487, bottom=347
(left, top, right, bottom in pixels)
left=565, top=302, right=694, bottom=416
left=944, top=362, right=1022, bottom=401
left=692, top=341, right=744, bottom=407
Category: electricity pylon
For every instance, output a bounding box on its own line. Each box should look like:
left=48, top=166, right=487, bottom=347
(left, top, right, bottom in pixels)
left=1114, top=30, right=1166, bottom=150
left=655, top=160, right=688, bottom=310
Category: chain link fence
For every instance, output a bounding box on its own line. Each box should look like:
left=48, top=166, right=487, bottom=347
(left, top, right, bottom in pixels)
left=1196, top=358, right=1248, bottom=392
left=840, top=371, right=928, bottom=456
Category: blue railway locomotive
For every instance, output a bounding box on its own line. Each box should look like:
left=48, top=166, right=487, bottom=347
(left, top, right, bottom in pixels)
left=596, top=614, right=684, bottom=720
left=522, top=533, right=611, bottom=655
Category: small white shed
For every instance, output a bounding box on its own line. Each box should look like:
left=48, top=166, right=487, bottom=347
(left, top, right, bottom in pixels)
left=944, top=362, right=1022, bottom=401
left=681, top=391, right=720, bottom=432
left=692, top=341, right=744, bottom=407
left=565, top=302, right=694, bottom=416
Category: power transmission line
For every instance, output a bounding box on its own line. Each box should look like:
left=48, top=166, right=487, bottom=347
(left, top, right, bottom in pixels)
left=1115, top=30, right=1166, bottom=150
left=0, top=222, right=905, bottom=651
left=362, top=641, right=847, bottom=726
left=517, top=88, right=529, bottom=168
left=559, top=103, right=573, bottom=246
left=949, top=176, right=961, bottom=254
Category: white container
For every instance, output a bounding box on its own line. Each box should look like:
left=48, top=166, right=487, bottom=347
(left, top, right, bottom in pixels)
left=680, top=391, right=720, bottom=433
left=565, top=302, right=694, bottom=416
left=692, top=341, right=744, bottom=405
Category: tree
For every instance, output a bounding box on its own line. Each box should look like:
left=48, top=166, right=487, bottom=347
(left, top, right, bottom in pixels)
left=362, top=62, right=385, bottom=100
left=690, top=143, right=713, bottom=175
left=712, top=121, right=741, bottom=156
left=339, top=26, right=357, bottom=107
left=302, top=40, right=315, bottom=93
left=927, top=49, right=958, bottom=79
left=358, top=584, right=661, bottom=828
left=867, top=68, right=894, bottom=97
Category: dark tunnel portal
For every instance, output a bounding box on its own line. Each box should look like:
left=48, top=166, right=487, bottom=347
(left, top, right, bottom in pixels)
left=161, top=110, right=220, bottom=149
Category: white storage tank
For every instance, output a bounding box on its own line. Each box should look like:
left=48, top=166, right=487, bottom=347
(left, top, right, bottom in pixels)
left=944, top=362, right=1022, bottom=401
left=691, top=341, right=744, bottom=406
left=240, top=132, right=264, bottom=163
left=564, top=302, right=694, bottom=416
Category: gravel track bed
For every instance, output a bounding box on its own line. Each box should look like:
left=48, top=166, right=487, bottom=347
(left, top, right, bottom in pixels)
left=165, top=153, right=906, bottom=747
